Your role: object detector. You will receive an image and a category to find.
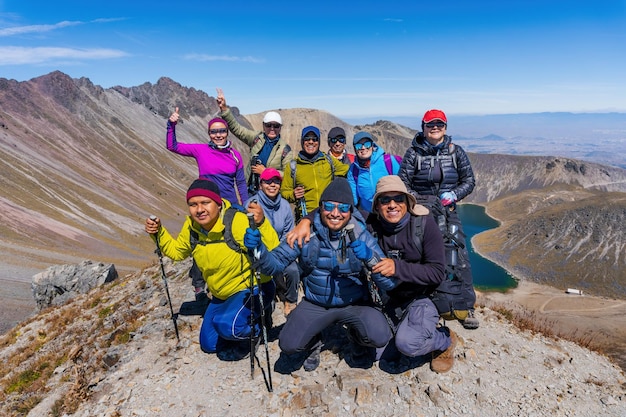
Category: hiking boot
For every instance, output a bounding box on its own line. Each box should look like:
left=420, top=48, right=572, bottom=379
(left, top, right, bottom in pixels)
left=430, top=328, right=457, bottom=373
left=195, top=290, right=208, bottom=302
left=303, top=341, right=322, bottom=372
left=348, top=344, right=375, bottom=369
left=283, top=301, right=297, bottom=317
left=461, top=309, right=480, bottom=330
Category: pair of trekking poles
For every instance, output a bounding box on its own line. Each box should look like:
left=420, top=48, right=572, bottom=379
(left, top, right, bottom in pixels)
left=150, top=215, right=273, bottom=392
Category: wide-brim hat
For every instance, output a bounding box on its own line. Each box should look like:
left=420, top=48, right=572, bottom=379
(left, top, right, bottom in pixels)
left=372, top=175, right=428, bottom=216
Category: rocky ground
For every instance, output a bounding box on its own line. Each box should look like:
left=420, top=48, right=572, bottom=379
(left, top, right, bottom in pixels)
left=1, top=258, right=621, bottom=417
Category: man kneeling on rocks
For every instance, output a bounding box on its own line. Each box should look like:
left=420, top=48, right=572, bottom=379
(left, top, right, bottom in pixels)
left=243, top=177, right=397, bottom=371
left=145, top=179, right=279, bottom=356
left=287, top=176, right=457, bottom=373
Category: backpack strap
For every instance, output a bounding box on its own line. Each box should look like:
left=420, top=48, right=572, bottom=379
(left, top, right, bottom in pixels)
left=383, top=154, right=402, bottom=175
left=448, top=143, right=457, bottom=170
left=324, top=153, right=335, bottom=180
left=290, top=159, right=297, bottom=185
left=281, top=144, right=292, bottom=160
left=410, top=214, right=426, bottom=256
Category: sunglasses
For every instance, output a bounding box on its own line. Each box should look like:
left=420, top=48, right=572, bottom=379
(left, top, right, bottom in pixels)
left=261, top=178, right=281, bottom=185
left=424, top=121, right=447, bottom=129
left=377, top=194, right=406, bottom=205
left=264, top=123, right=282, bottom=129
left=354, top=141, right=373, bottom=151
left=330, top=137, right=346, bottom=144
left=209, top=128, right=228, bottom=135
left=303, top=135, right=320, bottom=142
left=322, top=201, right=351, bottom=213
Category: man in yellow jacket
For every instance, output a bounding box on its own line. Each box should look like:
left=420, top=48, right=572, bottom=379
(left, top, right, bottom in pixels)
left=145, top=179, right=279, bottom=354
left=281, top=126, right=349, bottom=221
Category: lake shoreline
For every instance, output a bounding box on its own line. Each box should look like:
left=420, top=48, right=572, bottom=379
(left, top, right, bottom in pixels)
left=468, top=203, right=626, bottom=371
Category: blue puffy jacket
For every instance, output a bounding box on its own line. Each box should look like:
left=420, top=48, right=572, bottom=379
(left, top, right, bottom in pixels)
left=254, top=210, right=397, bottom=307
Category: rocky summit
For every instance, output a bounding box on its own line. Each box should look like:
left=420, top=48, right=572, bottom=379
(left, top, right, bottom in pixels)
left=1, top=258, right=624, bottom=417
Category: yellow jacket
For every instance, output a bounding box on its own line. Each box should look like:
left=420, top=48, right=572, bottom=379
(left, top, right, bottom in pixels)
left=154, top=201, right=279, bottom=300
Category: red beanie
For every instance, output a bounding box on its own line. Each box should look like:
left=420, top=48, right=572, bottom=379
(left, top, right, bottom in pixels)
left=186, top=179, right=222, bottom=206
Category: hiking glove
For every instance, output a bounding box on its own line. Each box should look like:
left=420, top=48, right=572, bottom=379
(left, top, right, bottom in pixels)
left=350, top=240, right=372, bottom=262
left=244, top=228, right=261, bottom=252
left=439, top=191, right=457, bottom=207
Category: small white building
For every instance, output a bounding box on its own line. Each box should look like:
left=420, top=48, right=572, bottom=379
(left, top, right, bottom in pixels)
left=565, top=288, right=583, bottom=295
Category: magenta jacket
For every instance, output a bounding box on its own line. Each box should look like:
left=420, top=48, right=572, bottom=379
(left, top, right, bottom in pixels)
left=166, top=120, right=248, bottom=205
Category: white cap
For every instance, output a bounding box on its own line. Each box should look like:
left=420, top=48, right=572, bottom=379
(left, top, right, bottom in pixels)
left=263, top=111, right=282, bottom=125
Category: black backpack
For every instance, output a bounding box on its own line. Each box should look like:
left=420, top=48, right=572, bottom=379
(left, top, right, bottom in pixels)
left=409, top=195, right=469, bottom=321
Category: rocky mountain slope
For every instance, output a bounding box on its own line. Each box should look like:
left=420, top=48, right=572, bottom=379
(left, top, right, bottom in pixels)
left=1, top=258, right=624, bottom=417
left=1, top=70, right=626, bottom=416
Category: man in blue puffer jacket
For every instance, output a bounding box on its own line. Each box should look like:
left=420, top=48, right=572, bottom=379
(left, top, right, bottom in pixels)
left=244, top=177, right=398, bottom=371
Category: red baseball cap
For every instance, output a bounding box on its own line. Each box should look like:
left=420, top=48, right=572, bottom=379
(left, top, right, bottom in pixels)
left=422, top=109, right=447, bottom=123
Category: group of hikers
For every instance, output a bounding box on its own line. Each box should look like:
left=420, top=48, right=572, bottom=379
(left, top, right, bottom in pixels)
left=144, top=88, right=477, bottom=374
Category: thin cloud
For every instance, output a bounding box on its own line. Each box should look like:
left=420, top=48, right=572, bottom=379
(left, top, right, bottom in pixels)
left=0, top=18, right=125, bottom=37
left=384, top=18, right=404, bottom=23
left=183, top=53, right=265, bottom=64
left=0, top=46, right=129, bottom=65
left=0, top=20, right=83, bottom=36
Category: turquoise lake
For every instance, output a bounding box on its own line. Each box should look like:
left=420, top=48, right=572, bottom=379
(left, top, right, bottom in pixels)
left=456, top=204, right=518, bottom=292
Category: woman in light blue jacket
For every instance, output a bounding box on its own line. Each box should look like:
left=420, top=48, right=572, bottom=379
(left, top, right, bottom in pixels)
left=347, top=131, right=401, bottom=213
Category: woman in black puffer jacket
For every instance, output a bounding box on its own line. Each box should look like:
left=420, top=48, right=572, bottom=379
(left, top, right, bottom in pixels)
left=398, top=109, right=479, bottom=329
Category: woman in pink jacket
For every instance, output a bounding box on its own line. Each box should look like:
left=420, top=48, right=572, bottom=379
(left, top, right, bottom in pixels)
left=166, top=107, right=248, bottom=206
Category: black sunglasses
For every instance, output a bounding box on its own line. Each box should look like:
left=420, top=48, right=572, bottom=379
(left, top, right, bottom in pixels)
left=264, top=123, right=282, bottom=129
left=330, top=136, right=346, bottom=144
left=377, top=194, right=406, bottom=205
left=261, top=178, right=281, bottom=185
left=424, top=121, right=447, bottom=129
left=209, top=128, right=228, bottom=135
left=303, top=135, right=320, bottom=142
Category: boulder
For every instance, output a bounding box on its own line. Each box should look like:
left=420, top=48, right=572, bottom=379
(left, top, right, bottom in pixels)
left=31, top=260, right=118, bottom=310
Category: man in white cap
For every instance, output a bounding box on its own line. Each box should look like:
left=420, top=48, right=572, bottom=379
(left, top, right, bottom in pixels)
left=216, top=88, right=293, bottom=196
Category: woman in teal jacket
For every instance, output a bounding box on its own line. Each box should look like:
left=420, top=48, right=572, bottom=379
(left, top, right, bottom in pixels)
left=347, top=131, right=401, bottom=213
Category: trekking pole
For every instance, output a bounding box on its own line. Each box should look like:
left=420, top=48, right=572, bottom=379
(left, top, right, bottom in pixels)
left=247, top=213, right=273, bottom=392
left=346, top=224, right=384, bottom=307
left=149, top=215, right=180, bottom=342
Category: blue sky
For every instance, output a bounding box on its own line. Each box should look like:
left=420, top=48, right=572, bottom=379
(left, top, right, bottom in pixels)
left=1, top=1, right=625, bottom=118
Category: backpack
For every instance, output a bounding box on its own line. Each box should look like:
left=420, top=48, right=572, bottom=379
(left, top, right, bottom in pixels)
left=351, top=153, right=402, bottom=186
left=189, top=206, right=247, bottom=253
left=407, top=196, right=469, bottom=321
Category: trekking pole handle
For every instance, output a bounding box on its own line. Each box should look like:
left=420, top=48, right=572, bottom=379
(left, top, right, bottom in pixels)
left=247, top=212, right=257, bottom=230
left=345, top=224, right=381, bottom=266
left=345, top=223, right=356, bottom=243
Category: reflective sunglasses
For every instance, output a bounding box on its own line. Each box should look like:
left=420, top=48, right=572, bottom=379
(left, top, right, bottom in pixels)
left=354, top=141, right=373, bottom=151
left=303, top=135, right=320, bottom=142
left=322, top=201, right=351, bottom=213
left=377, top=194, right=406, bottom=205
left=261, top=178, right=281, bottom=185
left=330, top=136, right=346, bottom=144
left=424, top=121, right=447, bottom=129
left=209, top=128, right=228, bottom=135
left=264, top=123, right=282, bottom=129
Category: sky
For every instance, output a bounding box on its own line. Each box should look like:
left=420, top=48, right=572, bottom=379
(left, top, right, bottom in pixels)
left=1, top=1, right=626, bottom=119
